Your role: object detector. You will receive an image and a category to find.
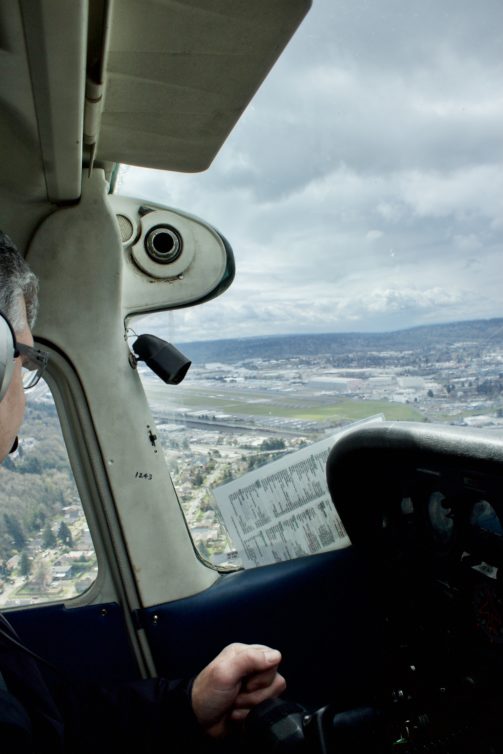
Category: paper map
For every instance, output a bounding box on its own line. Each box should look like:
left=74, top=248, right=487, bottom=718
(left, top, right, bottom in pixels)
left=212, top=416, right=383, bottom=568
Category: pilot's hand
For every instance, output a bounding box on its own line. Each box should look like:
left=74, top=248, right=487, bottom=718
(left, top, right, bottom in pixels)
left=191, top=642, right=286, bottom=738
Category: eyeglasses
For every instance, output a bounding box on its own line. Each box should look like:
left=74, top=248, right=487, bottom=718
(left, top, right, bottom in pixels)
left=16, top=343, right=49, bottom=390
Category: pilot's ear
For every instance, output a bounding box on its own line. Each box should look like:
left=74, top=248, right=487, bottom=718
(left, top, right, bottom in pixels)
left=0, top=311, right=17, bottom=401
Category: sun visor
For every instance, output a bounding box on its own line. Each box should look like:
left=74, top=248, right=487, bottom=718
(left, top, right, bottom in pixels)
left=94, top=0, right=311, bottom=172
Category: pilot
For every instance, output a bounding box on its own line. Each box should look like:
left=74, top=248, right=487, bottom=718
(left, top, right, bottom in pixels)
left=0, top=230, right=285, bottom=751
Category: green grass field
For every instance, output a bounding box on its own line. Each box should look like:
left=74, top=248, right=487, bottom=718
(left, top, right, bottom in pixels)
left=292, top=399, right=423, bottom=422
left=145, top=383, right=423, bottom=423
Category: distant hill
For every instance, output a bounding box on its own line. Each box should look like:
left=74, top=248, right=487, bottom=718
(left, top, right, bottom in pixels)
left=179, top=318, right=503, bottom=365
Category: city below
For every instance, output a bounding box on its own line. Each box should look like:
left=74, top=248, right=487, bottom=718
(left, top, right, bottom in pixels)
left=1, top=317, right=503, bottom=604
left=142, top=318, right=503, bottom=566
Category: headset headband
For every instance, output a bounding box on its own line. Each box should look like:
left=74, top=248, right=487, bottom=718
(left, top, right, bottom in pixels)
left=0, top=310, right=17, bottom=401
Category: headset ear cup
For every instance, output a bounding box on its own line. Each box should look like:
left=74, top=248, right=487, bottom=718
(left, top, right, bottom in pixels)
left=0, top=312, right=16, bottom=401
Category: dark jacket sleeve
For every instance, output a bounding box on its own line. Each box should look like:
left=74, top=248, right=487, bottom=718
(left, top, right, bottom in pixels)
left=1, top=614, right=220, bottom=754
left=60, top=675, right=211, bottom=754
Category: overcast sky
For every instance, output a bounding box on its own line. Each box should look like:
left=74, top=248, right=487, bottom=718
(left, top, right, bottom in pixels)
left=119, top=0, right=503, bottom=343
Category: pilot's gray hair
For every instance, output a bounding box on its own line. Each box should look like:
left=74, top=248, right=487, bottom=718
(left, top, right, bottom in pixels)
left=0, top=231, right=38, bottom=331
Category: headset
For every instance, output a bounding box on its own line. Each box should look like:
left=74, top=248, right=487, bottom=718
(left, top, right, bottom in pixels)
left=0, top=310, right=17, bottom=402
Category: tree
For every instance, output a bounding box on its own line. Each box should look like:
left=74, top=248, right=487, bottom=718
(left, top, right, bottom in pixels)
left=192, top=471, right=204, bottom=487
left=221, top=467, right=233, bottom=483
left=20, top=551, right=31, bottom=577
left=4, top=513, right=26, bottom=550
left=57, top=521, right=73, bottom=547
left=28, top=507, right=47, bottom=532
left=18, top=455, right=42, bottom=475
left=42, top=524, right=56, bottom=549
left=260, top=438, right=286, bottom=451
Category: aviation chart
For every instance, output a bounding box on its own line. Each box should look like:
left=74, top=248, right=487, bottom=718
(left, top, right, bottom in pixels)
left=212, top=419, right=382, bottom=567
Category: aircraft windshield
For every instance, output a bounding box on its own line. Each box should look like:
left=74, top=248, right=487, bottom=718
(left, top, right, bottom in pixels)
left=120, top=0, right=503, bottom=568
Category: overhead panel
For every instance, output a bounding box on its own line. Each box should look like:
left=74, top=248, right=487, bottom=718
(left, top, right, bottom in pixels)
left=0, top=0, right=86, bottom=243
left=96, top=0, right=311, bottom=172
left=20, top=0, right=87, bottom=201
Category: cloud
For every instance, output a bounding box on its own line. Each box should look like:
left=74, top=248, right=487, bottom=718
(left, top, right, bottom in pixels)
left=119, top=0, right=503, bottom=342
left=366, top=230, right=384, bottom=241
left=398, top=166, right=503, bottom=220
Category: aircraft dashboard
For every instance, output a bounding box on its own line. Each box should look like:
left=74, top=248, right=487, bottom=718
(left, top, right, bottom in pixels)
left=378, top=464, right=503, bottom=654
left=327, top=423, right=503, bottom=752
left=247, top=423, right=503, bottom=753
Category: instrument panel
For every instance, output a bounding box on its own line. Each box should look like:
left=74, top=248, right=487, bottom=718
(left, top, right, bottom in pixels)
left=390, top=469, right=503, bottom=658
left=325, top=424, right=503, bottom=751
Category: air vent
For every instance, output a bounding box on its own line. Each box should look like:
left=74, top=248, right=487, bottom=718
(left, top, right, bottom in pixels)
left=144, top=226, right=182, bottom=264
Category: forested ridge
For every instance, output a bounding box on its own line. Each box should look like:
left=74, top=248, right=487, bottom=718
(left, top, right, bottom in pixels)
left=179, top=317, right=503, bottom=364
left=0, top=400, right=79, bottom=568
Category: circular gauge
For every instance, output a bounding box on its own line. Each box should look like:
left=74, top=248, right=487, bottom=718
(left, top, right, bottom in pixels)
left=470, top=500, right=503, bottom=536
left=472, top=581, right=503, bottom=644
left=428, top=491, right=454, bottom=545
